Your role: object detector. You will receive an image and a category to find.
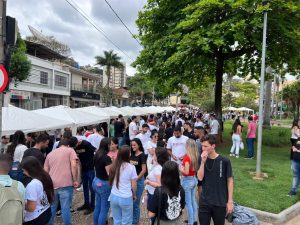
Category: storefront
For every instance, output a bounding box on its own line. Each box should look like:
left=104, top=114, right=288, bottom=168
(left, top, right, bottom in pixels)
left=70, top=90, right=100, bottom=108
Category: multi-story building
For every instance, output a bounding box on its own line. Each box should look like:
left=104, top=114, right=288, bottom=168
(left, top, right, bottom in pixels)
left=102, top=65, right=127, bottom=88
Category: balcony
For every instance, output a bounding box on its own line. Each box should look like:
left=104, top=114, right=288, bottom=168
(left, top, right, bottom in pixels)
left=71, top=84, right=97, bottom=94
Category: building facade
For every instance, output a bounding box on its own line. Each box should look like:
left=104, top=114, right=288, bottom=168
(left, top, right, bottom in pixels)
left=102, top=65, right=127, bottom=88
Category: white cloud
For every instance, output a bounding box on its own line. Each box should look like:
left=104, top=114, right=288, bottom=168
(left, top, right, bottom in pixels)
left=7, top=0, right=147, bottom=76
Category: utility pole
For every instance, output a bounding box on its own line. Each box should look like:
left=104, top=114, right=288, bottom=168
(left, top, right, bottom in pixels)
left=0, top=0, right=6, bottom=139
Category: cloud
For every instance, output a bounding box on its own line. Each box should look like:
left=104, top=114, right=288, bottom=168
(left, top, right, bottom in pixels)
left=7, top=0, right=147, bottom=76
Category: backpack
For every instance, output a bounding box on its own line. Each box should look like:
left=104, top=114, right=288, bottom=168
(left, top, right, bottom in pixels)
left=8, top=161, right=23, bottom=182
left=232, top=203, right=260, bottom=225
left=0, top=180, right=23, bottom=225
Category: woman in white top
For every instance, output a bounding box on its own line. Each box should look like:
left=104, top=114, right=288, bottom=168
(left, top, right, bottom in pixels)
left=145, top=147, right=170, bottom=212
left=7, top=130, right=27, bottom=181
left=291, top=120, right=300, bottom=146
left=146, top=130, right=159, bottom=172
left=109, top=145, right=137, bottom=225
left=230, top=118, right=243, bottom=158
left=21, top=156, right=54, bottom=225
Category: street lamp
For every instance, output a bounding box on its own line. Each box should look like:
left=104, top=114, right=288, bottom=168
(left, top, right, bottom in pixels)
left=256, top=0, right=269, bottom=179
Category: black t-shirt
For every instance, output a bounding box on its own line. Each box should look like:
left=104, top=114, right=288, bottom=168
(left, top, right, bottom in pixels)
left=115, top=121, right=125, bottom=138
left=94, top=154, right=112, bottom=180
left=23, top=148, right=45, bottom=166
left=183, top=130, right=195, bottom=140
left=130, top=152, right=147, bottom=175
left=148, top=187, right=185, bottom=221
left=165, top=127, right=173, bottom=141
left=291, top=138, right=300, bottom=161
left=75, top=140, right=96, bottom=172
left=201, top=155, right=233, bottom=207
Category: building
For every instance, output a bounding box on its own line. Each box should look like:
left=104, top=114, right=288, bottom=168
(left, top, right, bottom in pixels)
left=69, top=67, right=101, bottom=108
left=102, top=65, right=127, bottom=88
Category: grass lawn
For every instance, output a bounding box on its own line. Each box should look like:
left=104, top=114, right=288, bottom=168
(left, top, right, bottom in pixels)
left=216, top=121, right=300, bottom=213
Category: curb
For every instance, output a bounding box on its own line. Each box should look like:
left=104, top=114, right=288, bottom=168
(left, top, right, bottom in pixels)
left=246, top=201, right=300, bottom=224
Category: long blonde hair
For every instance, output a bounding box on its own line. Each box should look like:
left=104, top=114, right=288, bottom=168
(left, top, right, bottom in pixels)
left=186, top=139, right=199, bottom=171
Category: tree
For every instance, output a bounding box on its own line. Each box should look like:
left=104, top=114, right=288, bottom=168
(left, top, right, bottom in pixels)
left=95, top=50, right=124, bottom=106
left=134, top=0, right=300, bottom=124
left=127, top=74, right=152, bottom=103
left=8, top=33, right=31, bottom=86
left=282, top=81, right=300, bottom=120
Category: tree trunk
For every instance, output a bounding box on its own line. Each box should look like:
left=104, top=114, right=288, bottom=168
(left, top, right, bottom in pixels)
left=263, top=80, right=272, bottom=128
left=106, top=66, right=111, bottom=107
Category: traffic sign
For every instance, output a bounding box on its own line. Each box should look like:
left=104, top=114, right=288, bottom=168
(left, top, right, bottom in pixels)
left=0, top=64, right=8, bottom=92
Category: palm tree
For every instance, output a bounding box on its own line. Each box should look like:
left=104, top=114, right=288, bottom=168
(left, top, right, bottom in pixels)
left=95, top=50, right=124, bottom=106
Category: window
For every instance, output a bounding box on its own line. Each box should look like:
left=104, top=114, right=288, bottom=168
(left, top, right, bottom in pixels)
left=55, top=75, right=67, bottom=87
left=40, top=71, right=48, bottom=84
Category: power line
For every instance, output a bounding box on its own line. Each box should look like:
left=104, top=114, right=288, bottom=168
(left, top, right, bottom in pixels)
left=64, top=0, right=134, bottom=62
left=104, top=0, right=141, bottom=46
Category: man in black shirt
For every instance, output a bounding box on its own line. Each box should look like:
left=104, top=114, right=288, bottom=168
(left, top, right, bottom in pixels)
left=183, top=122, right=195, bottom=140
left=114, top=114, right=125, bottom=148
left=71, top=137, right=96, bottom=215
left=197, top=135, right=233, bottom=225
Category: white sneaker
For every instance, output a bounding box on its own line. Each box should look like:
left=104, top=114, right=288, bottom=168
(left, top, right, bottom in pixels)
left=230, top=153, right=234, bottom=157
left=76, top=186, right=83, bottom=192
left=236, top=155, right=239, bottom=158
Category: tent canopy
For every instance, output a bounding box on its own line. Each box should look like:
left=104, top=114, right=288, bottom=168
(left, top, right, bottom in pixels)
left=237, top=107, right=254, bottom=112
left=75, top=106, right=110, bottom=122
left=223, top=106, right=238, bottom=111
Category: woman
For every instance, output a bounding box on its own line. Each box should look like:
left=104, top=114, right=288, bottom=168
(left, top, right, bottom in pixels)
left=145, top=147, right=169, bottom=210
left=109, top=145, right=137, bottom=225
left=92, top=137, right=112, bottom=225
left=107, top=137, right=118, bottom=161
left=130, top=138, right=147, bottom=225
left=148, top=161, right=185, bottom=225
left=7, top=130, right=27, bottom=181
left=146, top=130, right=159, bottom=172
left=230, top=118, right=243, bottom=158
left=179, top=139, right=199, bottom=225
left=291, top=120, right=300, bottom=146
left=21, top=156, right=54, bottom=225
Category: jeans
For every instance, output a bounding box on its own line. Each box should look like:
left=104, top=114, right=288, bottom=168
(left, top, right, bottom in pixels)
left=246, top=138, right=255, bottom=158
left=230, top=134, right=241, bottom=156
left=110, top=193, right=133, bottom=225
left=82, top=170, right=95, bottom=208
left=133, top=177, right=144, bottom=225
left=181, top=176, right=198, bottom=225
left=48, top=186, right=73, bottom=225
left=92, top=177, right=111, bottom=225
left=291, top=160, right=300, bottom=193
left=118, top=136, right=125, bottom=148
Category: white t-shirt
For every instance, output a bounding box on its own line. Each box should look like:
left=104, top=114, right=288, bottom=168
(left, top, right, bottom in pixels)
left=129, top=121, right=138, bottom=140
left=167, top=135, right=189, bottom=163
left=139, top=119, right=145, bottom=130
left=136, top=132, right=151, bottom=153
left=24, top=179, right=50, bottom=222
left=148, top=124, right=159, bottom=131
left=145, top=164, right=162, bottom=195
left=87, top=133, right=104, bottom=149
left=210, top=119, right=220, bottom=135
left=194, top=121, right=204, bottom=127
left=13, top=144, right=27, bottom=162
left=175, top=118, right=185, bottom=126
left=146, top=141, right=157, bottom=171
left=111, top=163, right=137, bottom=198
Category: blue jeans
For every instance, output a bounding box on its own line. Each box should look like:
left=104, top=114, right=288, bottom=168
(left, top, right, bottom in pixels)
left=133, top=177, right=144, bottom=225
left=118, top=136, right=125, bottom=148
left=92, top=177, right=111, bottom=225
left=246, top=138, right=255, bottom=158
left=82, top=170, right=95, bottom=208
left=48, top=186, right=73, bottom=225
left=110, top=193, right=133, bottom=225
left=291, top=160, right=300, bottom=193
left=181, top=176, right=198, bottom=225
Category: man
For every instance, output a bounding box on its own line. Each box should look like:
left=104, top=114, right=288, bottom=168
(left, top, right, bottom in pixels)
left=183, top=122, right=195, bottom=140
left=44, top=139, right=79, bottom=225
left=115, top=114, right=125, bottom=148
left=194, top=115, right=204, bottom=128
left=175, top=114, right=185, bottom=126
left=87, top=125, right=104, bottom=149
left=209, top=114, right=220, bottom=138
left=23, top=133, right=49, bottom=166
left=0, top=154, right=25, bottom=225
left=197, top=135, right=233, bottom=225
left=129, top=116, right=139, bottom=141
left=167, top=126, right=189, bottom=165
left=71, top=137, right=96, bottom=215
left=245, top=116, right=257, bottom=159
left=52, top=130, right=72, bottom=150
left=136, top=124, right=151, bottom=153
left=0, top=136, right=9, bottom=153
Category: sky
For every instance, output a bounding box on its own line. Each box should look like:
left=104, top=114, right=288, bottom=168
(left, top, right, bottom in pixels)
left=7, top=0, right=147, bottom=76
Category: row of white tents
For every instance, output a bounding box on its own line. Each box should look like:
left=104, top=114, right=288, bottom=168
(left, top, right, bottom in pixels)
left=2, top=105, right=177, bottom=136
left=223, top=106, right=254, bottom=113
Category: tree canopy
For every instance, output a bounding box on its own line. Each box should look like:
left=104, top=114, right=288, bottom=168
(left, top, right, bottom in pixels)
left=134, top=0, right=300, bottom=120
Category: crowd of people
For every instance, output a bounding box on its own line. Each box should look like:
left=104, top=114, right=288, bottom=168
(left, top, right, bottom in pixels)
left=0, top=110, right=236, bottom=225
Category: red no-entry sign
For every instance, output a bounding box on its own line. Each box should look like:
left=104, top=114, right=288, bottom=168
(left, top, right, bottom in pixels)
left=0, top=64, right=8, bottom=92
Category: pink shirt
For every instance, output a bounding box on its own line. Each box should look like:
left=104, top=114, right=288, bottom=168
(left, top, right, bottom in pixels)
left=44, top=146, right=78, bottom=189
left=247, top=121, right=257, bottom=138
left=107, top=150, right=118, bottom=161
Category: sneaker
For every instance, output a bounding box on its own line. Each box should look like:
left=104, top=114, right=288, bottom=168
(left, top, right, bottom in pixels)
left=56, top=210, right=61, bottom=217
left=76, top=186, right=83, bottom=192
left=288, top=191, right=297, bottom=196
left=244, top=156, right=254, bottom=159
left=236, top=155, right=239, bottom=158
left=229, top=153, right=234, bottom=157
left=84, top=207, right=94, bottom=215
left=77, top=204, right=89, bottom=211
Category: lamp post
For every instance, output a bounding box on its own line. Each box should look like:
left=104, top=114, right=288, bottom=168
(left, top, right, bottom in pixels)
left=256, top=0, right=269, bottom=179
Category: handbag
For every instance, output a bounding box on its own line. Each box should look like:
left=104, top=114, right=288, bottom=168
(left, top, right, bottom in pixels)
left=240, top=142, right=244, bottom=150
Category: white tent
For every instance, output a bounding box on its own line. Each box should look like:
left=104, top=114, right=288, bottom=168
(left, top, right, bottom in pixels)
left=2, top=105, right=73, bottom=135
left=75, top=106, right=111, bottom=122
left=223, top=106, right=238, bottom=111
left=119, top=107, right=140, bottom=116
left=102, top=106, right=131, bottom=118
left=143, top=106, right=162, bottom=114
left=237, top=107, right=254, bottom=112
